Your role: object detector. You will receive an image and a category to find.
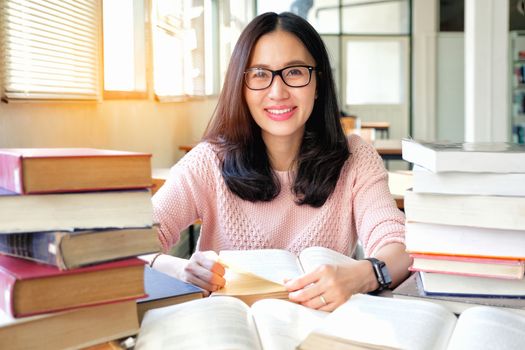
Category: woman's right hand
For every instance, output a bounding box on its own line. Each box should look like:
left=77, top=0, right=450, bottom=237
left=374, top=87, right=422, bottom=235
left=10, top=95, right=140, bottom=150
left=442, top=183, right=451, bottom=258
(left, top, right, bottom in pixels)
left=182, top=250, right=226, bottom=296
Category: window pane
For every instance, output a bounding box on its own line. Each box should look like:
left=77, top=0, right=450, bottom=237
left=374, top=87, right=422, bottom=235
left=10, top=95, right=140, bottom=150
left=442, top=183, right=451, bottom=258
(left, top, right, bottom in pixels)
left=2, top=0, right=100, bottom=100
left=342, top=0, right=409, bottom=35
left=345, top=40, right=404, bottom=104
left=103, top=0, right=146, bottom=92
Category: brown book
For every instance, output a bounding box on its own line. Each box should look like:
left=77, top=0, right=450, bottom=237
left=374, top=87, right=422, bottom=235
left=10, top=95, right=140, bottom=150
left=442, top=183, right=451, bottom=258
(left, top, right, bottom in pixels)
left=0, top=255, right=146, bottom=317
left=0, top=300, right=139, bottom=350
left=0, top=148, right=152, bottom=194
left=0, top=227, right=160, bottom=270
left=211, top=247, right=353, bottom=305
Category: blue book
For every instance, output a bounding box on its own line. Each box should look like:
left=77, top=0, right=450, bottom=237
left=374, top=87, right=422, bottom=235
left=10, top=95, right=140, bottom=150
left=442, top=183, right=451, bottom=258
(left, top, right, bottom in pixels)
left=137, top=266, right=203, bottom=322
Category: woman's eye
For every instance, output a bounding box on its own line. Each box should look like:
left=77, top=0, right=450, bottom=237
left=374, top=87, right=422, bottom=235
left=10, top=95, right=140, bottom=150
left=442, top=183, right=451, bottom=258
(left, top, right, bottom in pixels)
left=286, top=68, right=304, bottom=77
left=252, top=70, right=269, bottom=79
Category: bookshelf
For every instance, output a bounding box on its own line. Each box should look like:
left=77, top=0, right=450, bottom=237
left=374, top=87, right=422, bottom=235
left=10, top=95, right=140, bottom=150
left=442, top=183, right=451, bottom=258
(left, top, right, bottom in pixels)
left=510, top=31, right=525, bottom=143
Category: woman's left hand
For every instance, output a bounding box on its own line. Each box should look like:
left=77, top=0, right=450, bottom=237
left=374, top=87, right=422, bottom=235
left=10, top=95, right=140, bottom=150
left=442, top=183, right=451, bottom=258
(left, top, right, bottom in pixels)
left=284, top=260, right=376, bottom=312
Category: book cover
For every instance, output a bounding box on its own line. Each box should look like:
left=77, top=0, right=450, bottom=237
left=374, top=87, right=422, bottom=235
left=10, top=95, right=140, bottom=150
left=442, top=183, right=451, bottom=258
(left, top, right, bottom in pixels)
left=401, top=138, right=525, bottom=173
left=0, top=255, right=146, bottom=317
left=0, top=227, right=160, bottom=269
left=409, top=253, right=525, bottom=280
left=393, top=273, right=525, bottom=315
left=0, top=148, right=152, bottom=194
left=0, top=299, right=139, bottom=350
left=137, top=266, right=203, bottom=322
left=0, top=189, right=153, bottom=234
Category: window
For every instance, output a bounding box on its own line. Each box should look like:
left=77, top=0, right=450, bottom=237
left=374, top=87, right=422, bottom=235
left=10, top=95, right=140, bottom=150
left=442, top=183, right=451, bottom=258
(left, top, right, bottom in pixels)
left=151, top=0, right=213, bottom=99
left=1, top=0, right=100, bottom=101
left=102, top=0, right=147, bottom=98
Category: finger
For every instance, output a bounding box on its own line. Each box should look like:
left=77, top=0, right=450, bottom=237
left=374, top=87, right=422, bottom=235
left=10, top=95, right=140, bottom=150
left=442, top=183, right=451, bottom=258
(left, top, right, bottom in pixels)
left=288, top=282, right=323, bottom=303
left=285, top=270, right=321, bottom=292
left=185, top=260, right=226, bottom=288
left=300, top=294, right=334, bottom=311
left=194, top=251, right=226, bottom=277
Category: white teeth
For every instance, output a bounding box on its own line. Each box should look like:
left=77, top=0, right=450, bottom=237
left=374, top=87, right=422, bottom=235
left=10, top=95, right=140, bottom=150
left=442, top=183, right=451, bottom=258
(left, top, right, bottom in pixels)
left=267, top=108, right=293, bottom=115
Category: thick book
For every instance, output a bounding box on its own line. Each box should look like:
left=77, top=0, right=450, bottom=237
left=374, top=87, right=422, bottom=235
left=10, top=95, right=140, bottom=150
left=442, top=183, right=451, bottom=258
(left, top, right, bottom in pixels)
left=404, top=190, right=525, bottom=231
left=0, top=255, right=146, bottom=317
left=0, top=299, right=139, bottom=350
left=409, top=253, right=525, bottom=280
left=412, top=165, right=525, bottom=196
left=0, top=188, right=153, bottom=234
left=401, top=138, right=525, bottom=173
left=135, top=296, right=328, bottom=350
left=212, top=247, right=353, bottom=305
left=419, top=271, right=525, bottom=298
left=405, top=222, right=525, bottom=259
left=393, top=273, right=525, bottom=315
left=298, top=293, right=525, bottom=350
left=0, top=227, right=160, bottom=270
left=137, top=266, right=204, bottom=322
left=0, top=148, right=152, bottom=194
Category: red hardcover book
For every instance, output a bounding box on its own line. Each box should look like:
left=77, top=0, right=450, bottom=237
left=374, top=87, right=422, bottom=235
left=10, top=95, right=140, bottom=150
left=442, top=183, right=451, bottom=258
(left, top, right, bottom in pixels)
left=0, top=255, right=146, bottom=317
left=0, top=148, right=152, bottom=194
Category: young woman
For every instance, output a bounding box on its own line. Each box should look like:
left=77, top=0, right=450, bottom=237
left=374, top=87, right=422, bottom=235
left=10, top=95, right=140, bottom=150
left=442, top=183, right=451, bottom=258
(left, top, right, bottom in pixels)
left=150, top=12, right=411, bottom=311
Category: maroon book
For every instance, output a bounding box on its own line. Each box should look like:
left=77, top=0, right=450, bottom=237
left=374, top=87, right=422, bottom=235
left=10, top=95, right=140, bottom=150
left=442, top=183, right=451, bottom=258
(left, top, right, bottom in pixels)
left=0, top=255, right=146, bottom=317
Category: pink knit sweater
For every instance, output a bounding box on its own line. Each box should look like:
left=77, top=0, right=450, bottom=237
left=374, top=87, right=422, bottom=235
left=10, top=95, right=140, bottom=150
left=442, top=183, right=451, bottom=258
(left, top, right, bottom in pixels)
left=153, top=135, right=405, bottom=257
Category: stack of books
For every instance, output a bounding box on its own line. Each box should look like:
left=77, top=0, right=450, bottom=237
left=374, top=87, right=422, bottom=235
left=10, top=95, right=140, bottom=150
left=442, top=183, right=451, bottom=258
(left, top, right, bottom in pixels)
left=394, top=139, right=525, bottom=314
left=0, top=148, right=160, bottom=349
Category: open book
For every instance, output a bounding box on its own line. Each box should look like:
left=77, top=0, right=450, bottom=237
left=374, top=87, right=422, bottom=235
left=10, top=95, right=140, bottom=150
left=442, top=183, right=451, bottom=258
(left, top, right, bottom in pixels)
left=212, top=247, right=353, bottom=305
left=134, top=296, right=328, bottom=350
left=298, top=294, right=525, bottom=350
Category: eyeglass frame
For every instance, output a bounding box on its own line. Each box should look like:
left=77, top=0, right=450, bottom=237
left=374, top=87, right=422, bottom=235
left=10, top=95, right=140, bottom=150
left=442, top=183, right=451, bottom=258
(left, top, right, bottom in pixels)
left=243, top=65, right=317, bottom=91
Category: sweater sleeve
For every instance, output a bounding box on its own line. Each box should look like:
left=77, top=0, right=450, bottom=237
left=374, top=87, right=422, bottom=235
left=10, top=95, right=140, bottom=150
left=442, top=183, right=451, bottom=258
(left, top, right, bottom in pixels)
left=349, top=136, right=406, bottom=257
left=152, top=143, right=217, bottom=252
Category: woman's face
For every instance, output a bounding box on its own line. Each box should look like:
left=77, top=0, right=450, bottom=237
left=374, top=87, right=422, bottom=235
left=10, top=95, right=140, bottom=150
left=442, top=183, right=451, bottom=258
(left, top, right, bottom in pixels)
left=244, top=30, right=317, bottom=144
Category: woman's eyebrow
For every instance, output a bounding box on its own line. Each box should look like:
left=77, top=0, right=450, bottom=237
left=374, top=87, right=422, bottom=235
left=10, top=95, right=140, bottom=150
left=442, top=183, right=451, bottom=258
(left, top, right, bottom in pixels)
left=247, top=60, right=312, bottom=69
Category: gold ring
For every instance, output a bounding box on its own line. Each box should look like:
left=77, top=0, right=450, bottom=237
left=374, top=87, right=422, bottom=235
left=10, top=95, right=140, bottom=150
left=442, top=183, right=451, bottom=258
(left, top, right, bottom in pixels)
left=319, top=295, right=327, bottom=305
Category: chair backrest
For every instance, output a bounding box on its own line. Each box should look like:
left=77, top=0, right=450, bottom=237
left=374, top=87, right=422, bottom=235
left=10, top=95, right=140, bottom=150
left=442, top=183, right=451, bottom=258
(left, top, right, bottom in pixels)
left=340, top=116, right=357, bottom=135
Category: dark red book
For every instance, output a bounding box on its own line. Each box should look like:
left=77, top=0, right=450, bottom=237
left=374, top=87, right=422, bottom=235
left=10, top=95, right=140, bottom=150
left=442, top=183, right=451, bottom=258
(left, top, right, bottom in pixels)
left=0, top=148, right=152, bottom=194
left=0, top=255, right=146, bottom=317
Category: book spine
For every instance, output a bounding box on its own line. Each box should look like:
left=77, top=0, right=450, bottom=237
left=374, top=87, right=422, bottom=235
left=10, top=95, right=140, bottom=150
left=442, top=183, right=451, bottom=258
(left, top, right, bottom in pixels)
left=0, top=232, right=60, bottom=267
left=0, top=153, right=23, bottom=194
left=0, top=267, right=16, bottom=317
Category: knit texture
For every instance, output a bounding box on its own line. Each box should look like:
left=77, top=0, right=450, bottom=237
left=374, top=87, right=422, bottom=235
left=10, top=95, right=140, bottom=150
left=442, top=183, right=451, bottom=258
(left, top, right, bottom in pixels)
left=153, top=135, right=405, bottom=257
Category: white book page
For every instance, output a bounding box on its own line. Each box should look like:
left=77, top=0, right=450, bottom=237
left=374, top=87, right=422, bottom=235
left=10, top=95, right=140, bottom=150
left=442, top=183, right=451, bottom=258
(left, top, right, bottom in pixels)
left=298, top=246, right=353, bottom=273
left=251, top=299, right=328, bottom=350
left=135, top=297, right=262, bottom=350
left=447, top=306, right=525, bottom=350
left=308, top=294, right=457, bottom=350
left=219, top=249, right=303, bottom=285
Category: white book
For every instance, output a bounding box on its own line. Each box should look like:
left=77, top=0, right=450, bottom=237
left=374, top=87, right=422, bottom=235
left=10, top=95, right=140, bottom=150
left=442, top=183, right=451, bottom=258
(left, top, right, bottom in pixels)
left=412, top=165, right=525, bottom=196
left=420, top=271, right=525, bottom=297
left=405, top=222, right=525, bottom=259
left=404, top=190, right=525, bottom=231
left=0, top=189, right=153, bottom=233
left=299, top=294, right=525, bottom=350
left=401, top=138, right=525, bottom=173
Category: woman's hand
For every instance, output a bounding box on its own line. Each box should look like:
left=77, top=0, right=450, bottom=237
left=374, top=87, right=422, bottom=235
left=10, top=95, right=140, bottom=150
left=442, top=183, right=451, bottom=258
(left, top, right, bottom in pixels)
left=182, top=250, right=226, bottom=296
left=284, top=260, right=377, bottom=312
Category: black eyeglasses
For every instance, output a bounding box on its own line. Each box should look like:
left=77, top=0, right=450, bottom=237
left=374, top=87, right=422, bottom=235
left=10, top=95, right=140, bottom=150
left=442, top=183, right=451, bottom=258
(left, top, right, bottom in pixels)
left=244, top=65, right=317, bottom=90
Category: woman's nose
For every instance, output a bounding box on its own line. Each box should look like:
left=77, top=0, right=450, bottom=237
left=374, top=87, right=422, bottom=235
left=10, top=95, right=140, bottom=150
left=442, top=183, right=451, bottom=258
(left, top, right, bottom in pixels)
left=267, top=75, right=290, bottom=100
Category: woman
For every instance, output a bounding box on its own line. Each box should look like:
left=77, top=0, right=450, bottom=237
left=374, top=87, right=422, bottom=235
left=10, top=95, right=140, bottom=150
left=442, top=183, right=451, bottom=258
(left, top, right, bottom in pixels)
left=151, top=12, right=411, bottom=311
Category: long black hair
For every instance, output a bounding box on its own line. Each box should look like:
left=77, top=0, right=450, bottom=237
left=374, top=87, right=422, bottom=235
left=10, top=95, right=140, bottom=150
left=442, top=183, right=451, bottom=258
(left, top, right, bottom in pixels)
left=203, top=12, right=350, bottom=207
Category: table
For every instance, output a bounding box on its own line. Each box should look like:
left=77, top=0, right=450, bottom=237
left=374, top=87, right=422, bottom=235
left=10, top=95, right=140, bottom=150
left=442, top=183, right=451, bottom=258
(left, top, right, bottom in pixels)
left=373, top=139, right=402, bottom=161
left=361, top=121, right=390, bottom=139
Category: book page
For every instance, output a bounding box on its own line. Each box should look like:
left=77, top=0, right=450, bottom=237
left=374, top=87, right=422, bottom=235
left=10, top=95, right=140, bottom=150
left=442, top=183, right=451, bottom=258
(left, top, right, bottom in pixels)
left=301, top=294, right=457, bottom=350
left=135, top=296, right=262, bottom=350
left=446, top=306, right=525, bottom=350
left=219, top=249, right=303, bottom=285
left=298, top=246, right=354, bottom=273
left=250, top=299, right=328, bottom=350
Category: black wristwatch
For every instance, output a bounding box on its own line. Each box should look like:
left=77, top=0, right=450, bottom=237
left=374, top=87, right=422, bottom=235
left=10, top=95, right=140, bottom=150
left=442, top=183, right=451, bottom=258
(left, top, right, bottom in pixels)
left=364, top=257, right=392, bottom=294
